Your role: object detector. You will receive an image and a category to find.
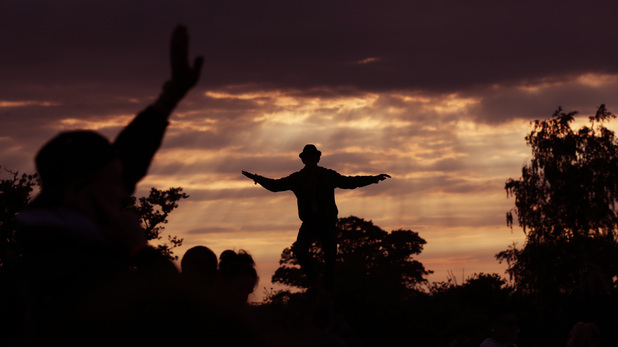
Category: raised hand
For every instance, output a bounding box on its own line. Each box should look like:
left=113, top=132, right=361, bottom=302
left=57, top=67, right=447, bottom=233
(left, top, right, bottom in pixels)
left=156, top=25, right=204, bottom=114
left=169, top=25, right=203, bottom=98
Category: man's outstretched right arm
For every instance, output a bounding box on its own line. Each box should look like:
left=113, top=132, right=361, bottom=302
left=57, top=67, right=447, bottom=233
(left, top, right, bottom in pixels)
left=241, top=170, right=291, bottom=192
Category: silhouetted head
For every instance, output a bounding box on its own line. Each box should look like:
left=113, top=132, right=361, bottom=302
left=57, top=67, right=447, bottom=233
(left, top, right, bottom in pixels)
left=181, top=245, right=218, bottom=282
left=218, top=249, right=259, bottom=304
left=299, top=144, right=321, bottom=166
left=36, top=131, right=116, bottom=193
left=33, top=130, right=128, bottom=213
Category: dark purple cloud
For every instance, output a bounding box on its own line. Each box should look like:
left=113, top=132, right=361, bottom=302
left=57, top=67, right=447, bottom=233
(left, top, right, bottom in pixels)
left=469, top=82, right=618, bottom=123
left=3, top=0, right=617, bottom=98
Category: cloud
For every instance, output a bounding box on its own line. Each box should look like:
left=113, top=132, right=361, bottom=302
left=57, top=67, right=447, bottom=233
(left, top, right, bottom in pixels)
left=184, top=226, right=237, bottom=235
left=4, top=1, right=618, bottom=287
left=467, top=74, right=618, bottom=124
left=4, top=1, right=618, bottom=98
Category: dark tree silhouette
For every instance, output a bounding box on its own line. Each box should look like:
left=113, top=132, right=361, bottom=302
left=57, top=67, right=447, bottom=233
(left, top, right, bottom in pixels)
left=128, top=187, right=188, bottom=261
left=264, top=216, right=433, bottom=346
left=272, top=216, right=431, bottom=296
left=499, top=104, right=618, bottom=295
left=427, top=273, right=514, bottom=346
left=0, top=167, right=38, bottom=268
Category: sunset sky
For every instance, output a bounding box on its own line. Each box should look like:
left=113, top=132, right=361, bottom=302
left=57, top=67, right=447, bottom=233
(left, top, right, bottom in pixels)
left=3, top=1, right=618, bottom=301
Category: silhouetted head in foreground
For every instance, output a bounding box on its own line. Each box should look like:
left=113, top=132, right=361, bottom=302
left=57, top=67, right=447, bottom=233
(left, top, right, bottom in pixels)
left=181, top=245, right=218, bottom=284
left=33, top=130, right=128, bottom=211
left=218, top=249, right=259, bottom=305
left=299, top=144, right=321, bottom=167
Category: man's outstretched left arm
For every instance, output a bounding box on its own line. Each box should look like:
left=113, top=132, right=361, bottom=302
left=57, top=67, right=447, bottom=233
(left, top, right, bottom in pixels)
left=374, top=173, right=391, bottom=181
left=336, top=172, right=391, bottom=189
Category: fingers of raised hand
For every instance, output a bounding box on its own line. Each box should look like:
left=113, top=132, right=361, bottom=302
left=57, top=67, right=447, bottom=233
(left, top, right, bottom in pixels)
left=170, top=25, right=203, bottom=89
left=171, top=25, right=189, bottom=77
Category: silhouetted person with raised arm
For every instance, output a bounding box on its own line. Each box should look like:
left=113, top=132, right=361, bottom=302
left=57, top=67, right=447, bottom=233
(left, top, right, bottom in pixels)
left=12, top=25, right=202, bottom=346
left=242, top=144, right=390, bottom=293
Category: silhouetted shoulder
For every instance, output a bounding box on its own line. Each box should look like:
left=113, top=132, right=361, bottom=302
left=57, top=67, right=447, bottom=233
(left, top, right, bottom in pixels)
left=319, top=167, right=340, bottom=175
left=315, top=167, right=344, bottom=181
left=288, top=170, right=305, bottom=178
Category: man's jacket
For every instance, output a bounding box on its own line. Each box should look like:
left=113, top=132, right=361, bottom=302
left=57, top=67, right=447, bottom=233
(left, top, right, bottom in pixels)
left=254, top=166, right=379, bottom=224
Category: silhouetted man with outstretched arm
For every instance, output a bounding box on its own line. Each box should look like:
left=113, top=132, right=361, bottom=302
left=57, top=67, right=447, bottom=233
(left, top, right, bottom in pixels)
left=242, top=144, right=390, bottom=292
left=12, top=25, right=203, bottom=346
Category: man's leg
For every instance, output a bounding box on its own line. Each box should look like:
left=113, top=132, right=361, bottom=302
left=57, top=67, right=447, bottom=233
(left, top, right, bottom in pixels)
left=320, top=223, right=338, bottom=292
left=292, top=223, right=318, bottom=286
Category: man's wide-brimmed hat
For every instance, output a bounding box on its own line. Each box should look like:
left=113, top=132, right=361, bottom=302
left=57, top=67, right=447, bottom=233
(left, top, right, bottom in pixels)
left=299, top=144, right=321, bottom=158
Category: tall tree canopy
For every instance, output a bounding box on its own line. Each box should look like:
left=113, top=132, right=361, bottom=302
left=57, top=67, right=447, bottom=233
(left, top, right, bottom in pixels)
left=266, top=216, right=431, bottom=345
left=272, top=216, right=431, bottom=298
left=499, top=105, right=618, bottom=295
